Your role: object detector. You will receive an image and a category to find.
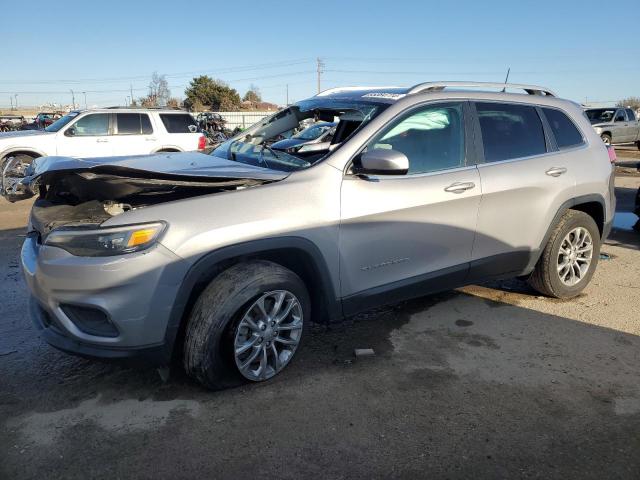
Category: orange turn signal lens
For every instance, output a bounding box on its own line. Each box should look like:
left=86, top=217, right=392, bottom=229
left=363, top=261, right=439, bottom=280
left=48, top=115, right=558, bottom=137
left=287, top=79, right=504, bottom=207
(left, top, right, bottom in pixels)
left=127, top=228, right=159, bottom=247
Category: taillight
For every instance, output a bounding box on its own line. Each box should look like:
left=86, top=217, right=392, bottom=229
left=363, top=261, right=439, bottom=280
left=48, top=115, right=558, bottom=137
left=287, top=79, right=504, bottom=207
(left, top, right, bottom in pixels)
left=197, top=135, right=206, bottom=150
left=606, top=145, right=617, bottom=164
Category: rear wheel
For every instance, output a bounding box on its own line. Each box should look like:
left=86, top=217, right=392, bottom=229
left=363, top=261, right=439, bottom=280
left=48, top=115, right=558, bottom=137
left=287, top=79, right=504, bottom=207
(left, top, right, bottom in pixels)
left=528, top=210, right=600, bottom=298
left=636, top=141, right=640, bottom=150
left=600, top=133, right=612, bottom=145
left=183, top=260, right=310, bottom=390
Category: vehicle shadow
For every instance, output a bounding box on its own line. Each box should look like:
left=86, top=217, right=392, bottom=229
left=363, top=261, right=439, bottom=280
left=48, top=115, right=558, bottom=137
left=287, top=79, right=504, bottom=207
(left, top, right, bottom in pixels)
left=3, top=280, right=640, bottom=479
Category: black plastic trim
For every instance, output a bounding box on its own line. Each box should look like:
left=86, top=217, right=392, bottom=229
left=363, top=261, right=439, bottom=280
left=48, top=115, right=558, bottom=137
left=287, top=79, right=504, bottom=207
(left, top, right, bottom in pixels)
left=342, top=263, right=468, bottom=317
left=163, top=236, right=342, bottom=358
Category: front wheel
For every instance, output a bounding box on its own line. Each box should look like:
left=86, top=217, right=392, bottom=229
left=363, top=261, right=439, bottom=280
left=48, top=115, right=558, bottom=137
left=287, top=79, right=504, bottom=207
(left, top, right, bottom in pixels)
left=183, top=260, right=310, bottom=390
left=528, top=210, right=601, bottom=298
left=600, top=133, right=612, bottom=145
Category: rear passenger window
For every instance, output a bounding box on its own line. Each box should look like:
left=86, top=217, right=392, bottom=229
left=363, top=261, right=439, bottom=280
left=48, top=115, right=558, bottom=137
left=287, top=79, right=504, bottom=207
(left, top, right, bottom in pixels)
left=116, top=113, right=154, bottom=135
left=626, top=109, right=637, bottom=122
left=476, top=103, right=546, bottom=162
left=366, top=103, right=465, bottom=174
left=159, top=114, right=196, bottom=133
left=542, top=108, right=584, bottom=150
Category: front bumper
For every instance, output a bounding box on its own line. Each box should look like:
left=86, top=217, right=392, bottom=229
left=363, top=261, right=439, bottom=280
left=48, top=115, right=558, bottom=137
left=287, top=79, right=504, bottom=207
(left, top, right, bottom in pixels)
left=22, top=235, right=190, bottom=364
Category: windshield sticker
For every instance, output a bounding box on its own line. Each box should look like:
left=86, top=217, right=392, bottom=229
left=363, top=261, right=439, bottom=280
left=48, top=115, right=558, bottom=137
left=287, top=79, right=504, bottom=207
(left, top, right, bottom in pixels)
left=362, top=93, right=406, bottom=100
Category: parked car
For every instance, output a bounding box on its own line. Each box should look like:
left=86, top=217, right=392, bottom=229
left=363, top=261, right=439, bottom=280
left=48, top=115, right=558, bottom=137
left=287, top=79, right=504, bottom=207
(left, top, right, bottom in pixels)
left=0, top=108, right=205, bottom=171
left=0, top=115, right=25, bottom=132
left=271, top=121, right=337, bottom=153
left=3, top=82, right=616, bottom=390
left=584, top=107, right=640, bottom=148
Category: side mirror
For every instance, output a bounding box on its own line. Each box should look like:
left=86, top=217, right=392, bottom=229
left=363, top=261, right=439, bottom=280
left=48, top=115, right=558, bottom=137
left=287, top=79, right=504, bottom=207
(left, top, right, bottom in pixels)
left=358, top=149, right=409, bottom=175
left=64, top=127, right=76, bottom=137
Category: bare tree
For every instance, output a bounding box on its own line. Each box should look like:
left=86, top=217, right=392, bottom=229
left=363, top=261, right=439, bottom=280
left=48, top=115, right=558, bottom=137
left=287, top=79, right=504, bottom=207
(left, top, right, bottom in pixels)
left=144, top=72, right=171, bottom=107
left=616, top=97, right=640, bottom=111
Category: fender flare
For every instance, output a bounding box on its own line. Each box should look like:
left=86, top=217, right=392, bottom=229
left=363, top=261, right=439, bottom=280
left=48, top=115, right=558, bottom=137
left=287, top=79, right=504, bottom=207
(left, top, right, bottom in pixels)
left=524, top=193, right=607, bottom=273
left=161, top=236, right=341, bottom=360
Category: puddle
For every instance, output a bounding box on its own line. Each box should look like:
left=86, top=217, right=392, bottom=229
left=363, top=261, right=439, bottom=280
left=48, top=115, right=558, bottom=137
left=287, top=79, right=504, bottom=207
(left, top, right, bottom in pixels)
left=613, top=212, right=639, bottom=231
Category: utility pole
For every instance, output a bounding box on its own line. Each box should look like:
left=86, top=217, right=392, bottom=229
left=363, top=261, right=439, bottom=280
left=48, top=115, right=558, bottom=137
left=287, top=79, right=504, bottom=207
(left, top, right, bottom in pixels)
left=70, top=89, right=75, bottom=109
left=83, top=92, right=87, bottom=109
left=130, top=84, right=134, bottom=104
left=14, top=94, right=18, bottom=110
left=316, top=57, right=324, bottom=94
left=286, top=84, right=289, bottom=106
left=9, top=96, right=13, bottom=110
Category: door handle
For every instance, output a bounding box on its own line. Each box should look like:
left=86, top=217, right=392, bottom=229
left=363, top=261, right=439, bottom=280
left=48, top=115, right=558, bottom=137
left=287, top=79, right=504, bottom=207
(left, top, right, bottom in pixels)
left=444, top=181, right=475, bottom=193
left=96, top=138, right=109, bottom=143
left=545, top=167, right=567, bottom=177
left=145, top=138, right=157, bottom=141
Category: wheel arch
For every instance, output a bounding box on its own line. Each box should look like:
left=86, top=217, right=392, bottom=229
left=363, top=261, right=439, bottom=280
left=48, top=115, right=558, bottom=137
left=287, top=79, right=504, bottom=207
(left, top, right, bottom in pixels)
left=151, top=146, right=183, bottom=154
left=524, top=194, right=607, bottom=274
left=0, top=147, right=47, bottom=161
left=163, top=236, right=342, bottom=361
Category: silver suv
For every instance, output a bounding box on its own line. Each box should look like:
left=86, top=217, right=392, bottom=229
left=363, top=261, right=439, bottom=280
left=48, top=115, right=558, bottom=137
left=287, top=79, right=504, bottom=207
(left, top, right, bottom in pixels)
left=9, top=82, right=616, bottom=389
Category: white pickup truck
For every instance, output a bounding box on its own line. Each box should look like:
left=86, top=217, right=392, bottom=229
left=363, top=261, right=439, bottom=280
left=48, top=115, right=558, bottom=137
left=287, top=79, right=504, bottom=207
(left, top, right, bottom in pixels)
left=0, top=108, right=206, bottom=168
left=585, top=107, right=640, bottom=148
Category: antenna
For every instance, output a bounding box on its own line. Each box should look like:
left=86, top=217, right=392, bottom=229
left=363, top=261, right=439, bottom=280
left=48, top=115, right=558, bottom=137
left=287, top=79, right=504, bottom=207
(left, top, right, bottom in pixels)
left=501, top=67, right=511, bottom=92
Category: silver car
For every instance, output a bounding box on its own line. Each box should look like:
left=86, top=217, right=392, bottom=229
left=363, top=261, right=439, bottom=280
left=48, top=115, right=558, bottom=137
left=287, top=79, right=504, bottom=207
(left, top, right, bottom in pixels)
left=5, top=82, right=616, bottom=389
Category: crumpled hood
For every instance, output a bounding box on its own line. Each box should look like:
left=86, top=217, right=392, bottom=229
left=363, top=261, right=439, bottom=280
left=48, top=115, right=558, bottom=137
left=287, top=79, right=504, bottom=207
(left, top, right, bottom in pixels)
left=28, top=151, right=288, bottom=182
left=0, top=129, right=54, bottom=140
left=2, top=151, right=288, bottom=203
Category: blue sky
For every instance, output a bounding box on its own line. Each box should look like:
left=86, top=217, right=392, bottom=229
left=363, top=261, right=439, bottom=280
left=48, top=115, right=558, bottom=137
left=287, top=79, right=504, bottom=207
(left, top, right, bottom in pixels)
left=2, top=0, right=638, bottom=108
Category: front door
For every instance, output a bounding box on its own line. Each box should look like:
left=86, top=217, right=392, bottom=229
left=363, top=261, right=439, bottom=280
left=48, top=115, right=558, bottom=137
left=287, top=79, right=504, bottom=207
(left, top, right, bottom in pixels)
left=339, top=102, right=481, bottom=313
left=58, top=113, right=113, bottom=158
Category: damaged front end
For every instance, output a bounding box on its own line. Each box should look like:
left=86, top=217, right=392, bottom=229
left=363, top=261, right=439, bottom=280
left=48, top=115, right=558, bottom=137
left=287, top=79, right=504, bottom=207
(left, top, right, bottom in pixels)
left=2, top=153, right=288, bottom=236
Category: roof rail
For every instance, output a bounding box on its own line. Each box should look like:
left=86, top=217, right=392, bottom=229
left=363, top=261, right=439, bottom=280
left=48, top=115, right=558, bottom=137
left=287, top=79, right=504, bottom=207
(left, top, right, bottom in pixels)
left=408, top=81, right=556, bottom=97
left=316, top=86, right=401, bottom=97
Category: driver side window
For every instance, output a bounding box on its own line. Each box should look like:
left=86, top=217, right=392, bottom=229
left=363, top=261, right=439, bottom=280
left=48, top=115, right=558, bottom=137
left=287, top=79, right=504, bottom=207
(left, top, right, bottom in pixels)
left=71, top=114, right=110, bottom=136
left=366, top=103, right=465, bottom=174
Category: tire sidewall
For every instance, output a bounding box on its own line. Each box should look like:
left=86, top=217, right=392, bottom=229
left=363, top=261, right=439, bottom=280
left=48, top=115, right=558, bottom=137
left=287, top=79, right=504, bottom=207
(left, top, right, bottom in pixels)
left=546, top=213, right=601, bottom=297
left=190, top=263, right=310, bottom=388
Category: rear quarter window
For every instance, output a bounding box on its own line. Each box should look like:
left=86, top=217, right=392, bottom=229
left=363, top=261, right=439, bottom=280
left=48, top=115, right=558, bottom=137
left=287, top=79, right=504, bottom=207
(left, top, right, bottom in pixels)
left=541, top=108, right=584, bottom=150
left=476, top=102, right=547, bottom=162
left=159, top=114, right=197, bottom=133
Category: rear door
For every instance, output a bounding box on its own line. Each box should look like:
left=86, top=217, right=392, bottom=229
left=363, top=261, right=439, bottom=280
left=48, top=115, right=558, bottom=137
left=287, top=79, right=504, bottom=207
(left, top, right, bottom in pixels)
left=110, top=113, right=156, bottom=156
left=339, top=101, right=481, bottom=312
left=468, top=102, right=578, bottom=280
left=57, top=113, right=113, bottom=158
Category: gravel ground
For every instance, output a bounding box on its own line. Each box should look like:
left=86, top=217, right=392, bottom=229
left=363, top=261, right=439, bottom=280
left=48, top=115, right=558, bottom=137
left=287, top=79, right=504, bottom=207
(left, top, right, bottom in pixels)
left=0, top=173, right=639, bottom=480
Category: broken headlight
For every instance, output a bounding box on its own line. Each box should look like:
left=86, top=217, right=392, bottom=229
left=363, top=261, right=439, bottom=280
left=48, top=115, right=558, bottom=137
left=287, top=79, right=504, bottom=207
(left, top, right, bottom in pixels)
left=44, top=222, right=166, bottom=257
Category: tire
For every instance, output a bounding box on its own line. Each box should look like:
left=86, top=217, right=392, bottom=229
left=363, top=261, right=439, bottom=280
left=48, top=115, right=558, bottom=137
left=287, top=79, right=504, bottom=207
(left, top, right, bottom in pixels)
left=528, top=210, right=601, bottom=299
left=600, top=133, right=612, bottom=145
left=636, top=141, right=640, bottom=151
left=1, top=153, right=36, bottom=174
left=183, top=260, right=310, bottom=390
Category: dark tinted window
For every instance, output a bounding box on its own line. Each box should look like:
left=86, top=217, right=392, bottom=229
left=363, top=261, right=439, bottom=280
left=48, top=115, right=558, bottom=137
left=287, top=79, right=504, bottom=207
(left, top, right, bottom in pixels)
left=626, top=109, right=636, bottom=122
left=116, top=113, right=149, bottom=135
left=367, top=103, right=465, bottom=174
left=141, top=114, right=153, bottom=134
left=614, top=110, right=626, bottom=122
left=159, top=114, right=196, bottom=133
left=542, top=108, right=584, bottom=149
left=476, top=103, right=546, bottom=162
